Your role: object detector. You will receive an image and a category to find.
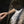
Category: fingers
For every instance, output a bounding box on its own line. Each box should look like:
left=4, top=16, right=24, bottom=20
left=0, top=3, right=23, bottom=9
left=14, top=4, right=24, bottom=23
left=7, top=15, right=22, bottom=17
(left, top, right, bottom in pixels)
left=0, top=13, right=5, bottom=17
left=1, top=12, right=8, bottom=19
left=0, top=12, right=8, bottom=20
left=1, top=14, right=7, bottom=20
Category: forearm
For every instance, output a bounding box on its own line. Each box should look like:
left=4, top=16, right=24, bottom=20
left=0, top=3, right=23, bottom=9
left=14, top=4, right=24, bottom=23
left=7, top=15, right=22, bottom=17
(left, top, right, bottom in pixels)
left=2, top=8, right=16, bottom=17
left=0, top=8, right=16, bottom=21
left=7, top=8, right=16, bottom=14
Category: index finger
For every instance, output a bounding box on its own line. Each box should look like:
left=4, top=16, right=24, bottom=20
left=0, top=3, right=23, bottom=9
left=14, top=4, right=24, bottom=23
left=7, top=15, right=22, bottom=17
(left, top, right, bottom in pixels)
left=1, top=13, right=7, bottom=19
left=0, top=13, right=5, bottom=17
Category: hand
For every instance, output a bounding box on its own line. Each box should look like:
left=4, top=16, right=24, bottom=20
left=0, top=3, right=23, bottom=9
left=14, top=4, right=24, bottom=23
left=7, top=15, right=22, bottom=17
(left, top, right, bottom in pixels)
left=0, top=12, right=8, bottom=21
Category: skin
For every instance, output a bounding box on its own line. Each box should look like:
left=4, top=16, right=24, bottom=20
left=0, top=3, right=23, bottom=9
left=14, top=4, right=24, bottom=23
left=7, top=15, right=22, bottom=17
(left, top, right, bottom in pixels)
left=0, top=12, right=8, bottom=21
left=7, top=8, right=16, bottom=14
left=0, top=8, right=16, bottom=21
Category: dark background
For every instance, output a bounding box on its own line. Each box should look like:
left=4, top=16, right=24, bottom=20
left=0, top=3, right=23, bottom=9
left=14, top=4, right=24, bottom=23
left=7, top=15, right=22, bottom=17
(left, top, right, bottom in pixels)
left=0, top=0, right=10, bottom=13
